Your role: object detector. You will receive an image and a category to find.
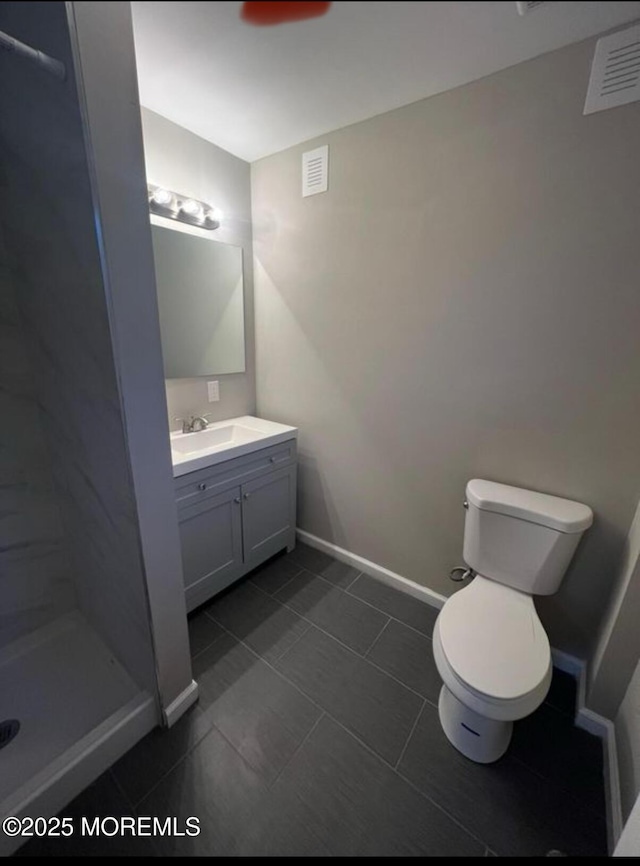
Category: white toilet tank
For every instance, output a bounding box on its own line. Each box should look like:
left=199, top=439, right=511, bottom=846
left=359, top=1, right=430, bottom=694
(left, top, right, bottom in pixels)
left=463, top=480, right=593, bottom=595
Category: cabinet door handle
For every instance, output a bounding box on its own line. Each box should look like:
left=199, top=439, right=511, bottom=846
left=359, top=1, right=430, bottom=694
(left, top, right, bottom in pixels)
left=198, top=483, right=207, bottom=491
left=233, top=496, right=241, bottom=504
left=243, top=492, right=251, bottom=500
left=269, top=456, right=276, bottom=463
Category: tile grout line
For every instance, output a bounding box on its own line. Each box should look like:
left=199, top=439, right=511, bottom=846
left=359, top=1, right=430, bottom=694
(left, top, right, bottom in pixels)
left=259, top=599, right=427, bottom=703
left=202, top=566, right=440, bottom=709
left=200, top=585, right=311, bottom=666
left=392, top=757, right=491, bottom=853
left=206, top=611, right=437, bottom=745
left=244, top=570, right=436, bottom=694
left=230, top=549, right=438, bottom=640
left=296, top=618, right=427, bottom=701
left=344, top=581, right=439, bottom=639
left=237, top=719, right=333, bottom=859
left=194, top=619, right=490, bottom=853
left=250, top=575, right=377, bottom=659
left=190, top=620, right=228, bottom=661
left=394, top=697, right=427, bottom=771
left=205, top=619, right=326, bottom=721
left=289, top=682, right=488, bottom=851
left=270, top=621, right=312, bottom=664
left=422, top=693, right=439, bottom=712
left=203, top=618, right=414, bottom=767
left=363, top=616, right=392, bottom=659
left=201, top=572, right=434, bottom=689
left=249, top=566, right=304, bottom=598
left=267, top=712, right=326, bottom=790
left=343, top=569, right=365, bottom=592
left=126, top=721, right=216, bottom=811
left=381, top=613, right=435, bottom=642
left=508, top=752, right=606, bottom=822
left=195, top=619, right=340, bottom=783
left=205, top=713, right=286, bottom=789
left=276, top=565, right=438, bottom=642
left=108, top=767, right=136, bottom=812
left=540, top=695, right=580, bottom=722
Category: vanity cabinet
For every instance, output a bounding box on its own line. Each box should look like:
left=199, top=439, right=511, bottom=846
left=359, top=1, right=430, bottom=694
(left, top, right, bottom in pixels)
left=174, top=439, right=297, bottom=612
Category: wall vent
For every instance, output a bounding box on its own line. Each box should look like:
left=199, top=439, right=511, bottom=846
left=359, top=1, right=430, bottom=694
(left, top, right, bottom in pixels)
left=302, top=145, right=328, bottom=197
left=584, top=23, right=640, bottom=115
left=516, top=1, right=546, bottom=15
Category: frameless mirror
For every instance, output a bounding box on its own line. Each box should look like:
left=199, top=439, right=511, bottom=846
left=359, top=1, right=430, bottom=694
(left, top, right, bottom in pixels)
left=151, top=223, right=246, bottom=378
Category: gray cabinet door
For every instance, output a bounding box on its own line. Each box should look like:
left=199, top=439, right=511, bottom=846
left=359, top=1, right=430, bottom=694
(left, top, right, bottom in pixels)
left=241, top=465, right=296, bottom=571
left=178, top=486, right=243, bottom=612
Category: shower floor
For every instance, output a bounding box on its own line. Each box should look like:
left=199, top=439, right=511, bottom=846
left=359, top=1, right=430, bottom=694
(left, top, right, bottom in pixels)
left=0, top=610, right=140, bottom=812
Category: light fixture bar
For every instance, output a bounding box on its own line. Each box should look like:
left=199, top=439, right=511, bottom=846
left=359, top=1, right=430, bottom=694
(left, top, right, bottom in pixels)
left=147, top=183, right=222, bottom=231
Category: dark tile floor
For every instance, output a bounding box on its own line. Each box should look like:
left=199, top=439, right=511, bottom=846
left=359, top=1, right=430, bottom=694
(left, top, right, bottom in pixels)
left=18, top=544, right=607, bottom=857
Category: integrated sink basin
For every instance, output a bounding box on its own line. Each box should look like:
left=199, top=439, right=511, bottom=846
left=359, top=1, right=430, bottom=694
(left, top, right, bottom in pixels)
left=170, top=415, right=297, bottom=477
left=170, top=424, right=260, bottom=454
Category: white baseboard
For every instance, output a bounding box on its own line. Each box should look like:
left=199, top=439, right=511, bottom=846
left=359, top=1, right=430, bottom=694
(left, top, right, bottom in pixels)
left=550, top=647, right=584, bottom=678
left=296, top=528, right=447, bottom=611
left=296, top=527, right=621, bottom=851
left=163, top=679, right=199, bottom=728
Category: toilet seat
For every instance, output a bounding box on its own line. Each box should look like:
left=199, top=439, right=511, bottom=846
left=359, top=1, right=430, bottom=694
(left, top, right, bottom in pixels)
left=433, top=575, right=551, bottom=721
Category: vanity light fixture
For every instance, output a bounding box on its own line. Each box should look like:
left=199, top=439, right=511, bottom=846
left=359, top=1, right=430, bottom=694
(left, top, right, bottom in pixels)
left=151, top=187, right=173, bottom=207
left=147, top=183, right=222, bottom=230
left=180, top=198, right=203, bottom=218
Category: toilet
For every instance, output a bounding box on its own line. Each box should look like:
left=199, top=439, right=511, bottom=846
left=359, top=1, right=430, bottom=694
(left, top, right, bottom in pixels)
left=433, top=479, right=593, bottom=764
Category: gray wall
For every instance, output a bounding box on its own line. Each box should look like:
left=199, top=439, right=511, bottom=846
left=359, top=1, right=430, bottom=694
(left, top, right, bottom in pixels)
left=0, top=229, right=75, bottom=647
left=589, top=498, right=640, bottom=717
left=251, top=35, right=640, bottom=657
left=590, top=496, right=640, bottom=837
left=0, top=2, right=156, bottom=693
left=140, top=108, right=256, bottom=429
left=615, top=793, right=640, bottom=857
left=616, top=656, right=640, bottom=823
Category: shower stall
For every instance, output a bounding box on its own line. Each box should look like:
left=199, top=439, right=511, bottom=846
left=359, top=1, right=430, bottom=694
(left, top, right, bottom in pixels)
left=0, top=3, right=193, bottom=854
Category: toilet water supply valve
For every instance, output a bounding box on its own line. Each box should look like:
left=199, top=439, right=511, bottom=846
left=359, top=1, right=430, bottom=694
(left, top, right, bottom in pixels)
left=449, top=566, right=475, bottom=582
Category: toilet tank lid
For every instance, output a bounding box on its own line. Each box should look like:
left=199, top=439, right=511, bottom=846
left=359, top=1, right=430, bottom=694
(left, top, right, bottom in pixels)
left=466, top=479, right=593, bottom=533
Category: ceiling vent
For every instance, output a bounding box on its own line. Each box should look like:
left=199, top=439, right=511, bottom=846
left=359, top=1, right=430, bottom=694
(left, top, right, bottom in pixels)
left=516, top=1, right=546, bottom=15
left=302, top=145, right=328, bottom=197
left=584, top=23, right=640, bottom=115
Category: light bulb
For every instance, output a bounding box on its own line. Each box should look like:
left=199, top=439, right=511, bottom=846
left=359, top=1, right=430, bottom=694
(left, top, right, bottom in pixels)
left=152, top=187, right=172, bottom=206
left=181, top=199, right=202, bottom=217
left=209, top=207, right=224, bottom=223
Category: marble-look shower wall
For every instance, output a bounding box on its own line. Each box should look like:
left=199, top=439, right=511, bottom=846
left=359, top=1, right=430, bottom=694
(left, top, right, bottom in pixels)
left=0, top=2, right=157, bottom=695
left=0, top=236, right=75, bottom=648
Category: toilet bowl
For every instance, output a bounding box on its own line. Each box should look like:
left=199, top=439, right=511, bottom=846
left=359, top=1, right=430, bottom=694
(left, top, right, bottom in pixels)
left=433, top=575, right=551, bottom=763
left=433, top=479, right=592, bottom=764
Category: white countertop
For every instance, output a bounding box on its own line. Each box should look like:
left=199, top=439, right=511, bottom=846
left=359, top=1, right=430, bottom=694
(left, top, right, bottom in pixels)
left=170, top=415, right=298, bottom=477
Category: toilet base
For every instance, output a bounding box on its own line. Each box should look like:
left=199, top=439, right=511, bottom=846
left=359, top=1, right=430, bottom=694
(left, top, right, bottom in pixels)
left=438, top=685, right=512, bottom=764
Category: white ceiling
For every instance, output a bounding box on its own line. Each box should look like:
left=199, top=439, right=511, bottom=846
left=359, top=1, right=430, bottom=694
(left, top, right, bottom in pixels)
left=132, top=1, right=640, bottom=162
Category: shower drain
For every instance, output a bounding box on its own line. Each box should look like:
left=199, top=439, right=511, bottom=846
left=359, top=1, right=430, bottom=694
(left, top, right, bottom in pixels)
left=0, top=719, right=20, bottom=750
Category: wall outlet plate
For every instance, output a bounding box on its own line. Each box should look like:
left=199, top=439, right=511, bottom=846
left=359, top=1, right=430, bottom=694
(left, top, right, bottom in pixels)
left=207, top=380, right=220, bottom=402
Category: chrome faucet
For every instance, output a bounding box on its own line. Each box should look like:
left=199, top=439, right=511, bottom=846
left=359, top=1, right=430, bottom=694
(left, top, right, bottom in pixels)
left=175, top=414, right=212, bottom=434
